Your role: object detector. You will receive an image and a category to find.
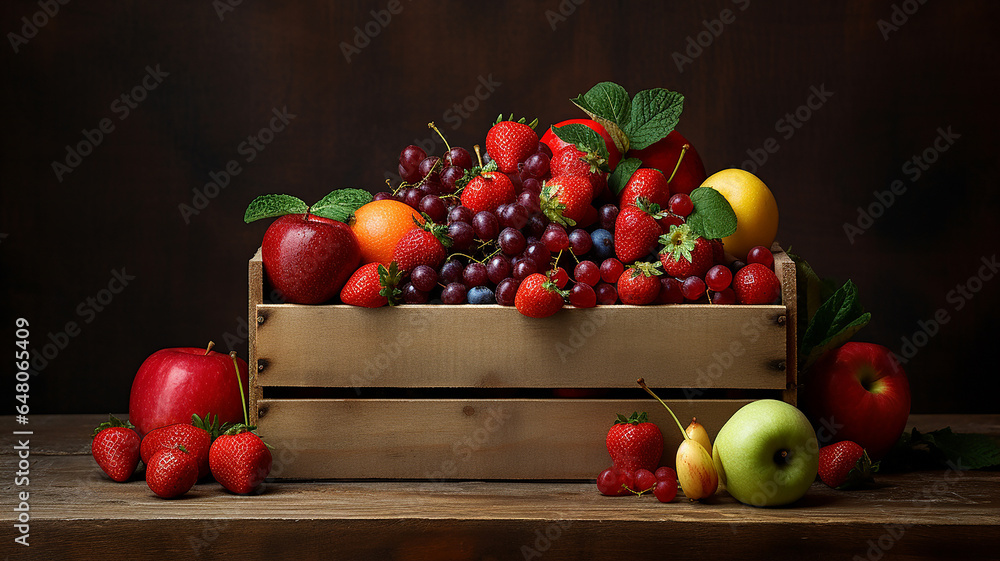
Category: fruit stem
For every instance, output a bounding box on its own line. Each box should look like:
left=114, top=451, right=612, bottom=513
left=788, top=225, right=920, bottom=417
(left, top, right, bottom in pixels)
left=230, top=351, right=249, bottom=426
left=474, top=145, right=484, bottom=167
left=667, top=144, right=690, bottom=184
left=204, top=341, right=215, bottom=356
left=637, top=378, right=689, bottom=440
left=428, top=122, right=451, bottom=151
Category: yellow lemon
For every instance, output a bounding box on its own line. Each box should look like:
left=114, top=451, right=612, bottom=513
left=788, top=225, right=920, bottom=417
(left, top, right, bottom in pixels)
left=699, top=169, right=779, bottom=259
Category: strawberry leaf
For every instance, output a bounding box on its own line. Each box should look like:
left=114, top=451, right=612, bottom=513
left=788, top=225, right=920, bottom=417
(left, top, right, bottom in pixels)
left=310, top=188, right=373, bottom=223
left=570, top=82, right=631, bottom=154
left=625, top=88, right=685, bottom=151
left=244, top=194, right=308, bottom=223
left=377, top=262, right=403, bottom=306
left=608, top=157, right=642, bottom=195
left=799, top=280, right=871, bottom=370
left=551, top=124, right=611, bottom=166
left=685, top=187, right=737, bottom=239
left=92, top=414, right=134, bottom=437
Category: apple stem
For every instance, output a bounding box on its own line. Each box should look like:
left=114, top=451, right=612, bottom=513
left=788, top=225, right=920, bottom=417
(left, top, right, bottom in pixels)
left=666, top=144, right=690, bottom=184
left=230, top=351, right=249, bottom=426
left=204, top=341, right=215, bottom=356
left=637, top=378, right=689, bottom=440
left=474, top=145, right=484, bottom=167
left=428, top=122, right=451, bottom=151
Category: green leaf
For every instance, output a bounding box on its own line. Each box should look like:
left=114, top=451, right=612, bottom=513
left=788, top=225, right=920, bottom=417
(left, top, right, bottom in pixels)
left=607, top=157, right=642, bottom=196
left=244, top=194, right=308, bottom=223
left=685, top=187, right=737, bottom=239
left=570, top=82, right=631, bottom=153
left=310, top=189, right=373, bottom=223
left=551, top=124, right=611, bottom=164
left=624, top=88, right=685, bottom=151
left=885, top=427, right=1000, bottom=471
left=798, top=280, right=871, bottom=369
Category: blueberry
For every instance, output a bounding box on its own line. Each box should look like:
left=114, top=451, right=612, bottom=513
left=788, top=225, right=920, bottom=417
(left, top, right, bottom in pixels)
left=467, top=286, right=496, bottom=304
left=591, top=229, right=614, bottom=261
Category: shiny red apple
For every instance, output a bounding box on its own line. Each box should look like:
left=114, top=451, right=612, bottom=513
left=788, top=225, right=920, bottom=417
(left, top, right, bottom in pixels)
left=804, top=342, right=911, bottom=460
left=627, top=130, right=707, bottom=195
left=262, top=213, right=361, bottom=304
left=129, top=344, right=249, bottom=437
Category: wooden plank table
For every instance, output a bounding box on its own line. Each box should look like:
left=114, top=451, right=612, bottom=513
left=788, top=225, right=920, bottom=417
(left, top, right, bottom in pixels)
left=2, top=414, right=998, bottom=560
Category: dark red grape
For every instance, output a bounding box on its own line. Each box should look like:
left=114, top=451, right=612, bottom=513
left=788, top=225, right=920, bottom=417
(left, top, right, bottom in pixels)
left=513, top=259, right=537, bottom=280
left=439, top=259, right=465, bottom=285
left=574, top=260, right=600, bottom=286
left=712, top=287, right=737, bottom=305
left=524, top=153, right=550, bottom=178
left=598, top=204, right=619, bottom=231
left=463, top=262, right=488, bottom=288
left=418, top=156, right=441, bottom=182
left=595, top=282, right=618, bottom=305
left=568, top=229, right=592, bottom=255
left=517, top=190, right=541, bottom=215
left=654, top=466, right=676, bottom=482
left=444, top=147, right=473, bottom=170
left=399, top=145, right=426, bottom=180
left=549, top=267, right=569, bottom=289
left=656, top=277, right=684, bottom=304
left=419, top=195, right=448, bottom=223
left=499, top=227, right=527, bottom=256
left=525, top=215, right=549, bottom=238
left=569, top=283, right=597, bottom=308
left=440, top=165, right=464, bottom=193
left=706, top=265, right=733, bottom=292
left=681, top=276, right=707, bottom=301
left=401, top=282, right=429, bottom=304
left=411, top=265, right=438, bottom=292
left=542, top=224, right=569, bottom=252
left=536, top=142, right=552, bottom=158
left=441, top=282, right=467, bottom=304
left=486, top=255, right=512, bottom=284
left=653, top=480, right=677, bottom=503
left=730, top=260, right=747, bottom=274
left=600, top=258, right=624, bottom=284
left=597, top=468, right=625, bottom=496
left=403, top=188, right=422, bottom=209
left=447, top=221, right=474, bottom=252
left=500, top=203, right=530, bottom=230
left=496, top=278, right=519, bottom=306
left=635, top=469, right=657, bottom=492
left=522, top=178, right=542, bottom=195
left=473, top=211, right=499, bottom=241
left=524, top=242, right=552, bottom=271
left=747, top=246, right=775, bottom=269
left=448, top=205, right=474, bottom=224
left=373, top=191, right=394, bottom=202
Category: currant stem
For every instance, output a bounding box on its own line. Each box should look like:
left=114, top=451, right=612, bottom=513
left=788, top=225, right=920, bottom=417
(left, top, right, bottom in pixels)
left=428, top=122, right=451, bottom=151
left=204, top=341, right=215, bottom=356
left=637, top=378, right=689, bottom=439
left=230, top=351, right=249, bottom=426
left=667, top=144, right=690, bottom=184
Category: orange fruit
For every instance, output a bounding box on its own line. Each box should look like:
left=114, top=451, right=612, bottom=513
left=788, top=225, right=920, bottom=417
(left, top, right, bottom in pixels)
left=350, top=199, right=424, bottom=265
left=699, top=169, right=779, bottom=260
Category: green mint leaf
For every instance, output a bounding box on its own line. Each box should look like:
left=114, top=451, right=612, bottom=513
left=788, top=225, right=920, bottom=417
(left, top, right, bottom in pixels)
left=625, top=88, right=684, bottom=151
left=551, top=124, right=610, bottom=163
left=310, top=189, right=373, bottom=223
left=685, top=187, right=737, bottom=239
left=244, top=194, right=309, bottom=223
left=607, top=158, right=642, bottom=196
left=799, top=280, right=870, bottom=369
left=570, top=82, right=631, bottom=153
left=788, top=252, right=841, bottom=344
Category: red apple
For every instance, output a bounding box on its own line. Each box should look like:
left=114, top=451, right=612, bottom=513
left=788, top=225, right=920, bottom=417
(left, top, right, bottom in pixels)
left=804, top=342, right=911, bottom=460
left=540, top=118, right=622, bottom=171
left=262, top=213, right=361, bottom=304
left=627, top=130, right=707, bottom=195
left=129, top=344, right=249, bottom=437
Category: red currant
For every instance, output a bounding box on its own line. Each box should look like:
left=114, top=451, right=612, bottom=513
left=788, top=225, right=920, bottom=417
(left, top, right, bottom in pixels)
left=568, top=283, right=597, bottom=308
left=747, top=245, right=774, bottom=269
left=711, top=287, right=736, bottom=305
left=597, top=468, right=625, bottom=496
left=600, top=258, right=625, bottom=284
left=595, top=282, right=618, bottom=305
left=653, top=480, right=678, bottom=503
left=668, top=193, right=694, bottom=217
left=634, top=469, right=657, bottom=493
left=549, top=267, right=569, bottom=289
left=654, top=466, right=676, bottom=482
left=656, top=277, right=685, bottom=304
left=705, top=265, right=733, bottom=292
left=574, top=260, right=601, bottom=286
left=681, top=276, right=706, bottom=301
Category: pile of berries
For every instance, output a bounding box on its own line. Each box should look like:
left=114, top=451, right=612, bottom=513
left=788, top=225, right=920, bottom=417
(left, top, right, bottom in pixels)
left=372, top=116, right=782, bottom=318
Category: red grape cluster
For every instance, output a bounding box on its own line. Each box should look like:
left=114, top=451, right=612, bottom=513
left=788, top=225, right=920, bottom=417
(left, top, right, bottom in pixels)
left=597, top=465, right=678, bottom=503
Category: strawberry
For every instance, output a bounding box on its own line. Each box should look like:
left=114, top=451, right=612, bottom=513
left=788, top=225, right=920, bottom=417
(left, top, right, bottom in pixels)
left=613, top=199, right=664, bottom=263
left=485, top=115, right=539, bottom=174
left=140, top=414, right=223, bottom=479
left=540, top=175, right=593, bottom=227
left=617, top=262, right=663, bottom=305
left=459, top=161, right=516, bottom=214
left=620, top=168, right=670, bottom=209
left=732, top=262, right=781, bottom=305
left=91, top=415, right=141, bottom=482
left=392, top=216, right=452, bottom=273
left=818, top=441, right=878, bottom=489
left=550, top=145, right=608, bottom=198
left=340, top=262, right=403, bottom=307
left=146, top=446, right=199, bottom=498
left=606, top=412, right=663, bottom=473
left=514, top=273, right=567, bottom=318
left=658, top=223, right=713, bottom=278
left=209, top=426, right=273, bottom=495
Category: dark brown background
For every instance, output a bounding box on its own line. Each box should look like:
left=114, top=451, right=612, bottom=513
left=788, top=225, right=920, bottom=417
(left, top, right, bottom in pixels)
left=2, top=1, right=997, bottom=413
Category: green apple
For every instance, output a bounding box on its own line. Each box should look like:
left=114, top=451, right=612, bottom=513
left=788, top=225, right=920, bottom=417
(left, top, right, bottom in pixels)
left=712, top=399, right=818, bottom=507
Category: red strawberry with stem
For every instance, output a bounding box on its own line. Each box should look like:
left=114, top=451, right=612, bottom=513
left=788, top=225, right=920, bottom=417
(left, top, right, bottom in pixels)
left=818, top=441, right=878, bottom=489
left=606, top=411, right=664, bottom=473
left=732, top=262, right=781, bottom=305
left=617, top=262, right=663, bottom=306
left=659, top=223, right=713, bottom=278
left=91, top=415, right=141, bottom=482
left=614, top=198, right=664, bottom=263
left=514, top=273, right=567, bottom=318
left=550, top=145, right=609, bottom=198
left=458, top=147, right=516, bottom=214
left=392, top=215, right=452, bottom=273
left=146, top=446, right=199, bottom=498
left=540, top=175, right=594, bottom=227
left=485, top=115, right=539, bottom=174
left=208, top=352, right=273, bottom=495
left=620, top=168, right=670, bottom=209
left=141, top=413, right=225, bottom=479
left=340, top=262, right=403, bottom=308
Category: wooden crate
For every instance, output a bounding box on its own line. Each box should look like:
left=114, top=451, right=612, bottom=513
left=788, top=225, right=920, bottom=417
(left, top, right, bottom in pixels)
left=248, top=245, right=797, bottom=480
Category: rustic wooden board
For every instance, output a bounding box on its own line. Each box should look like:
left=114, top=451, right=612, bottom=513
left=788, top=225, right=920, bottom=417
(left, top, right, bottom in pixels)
left=3, top=414, right=998, bottom=561
left=773, top=244, right=798, bottom=405
left=253, top=398, right=752, bottom=480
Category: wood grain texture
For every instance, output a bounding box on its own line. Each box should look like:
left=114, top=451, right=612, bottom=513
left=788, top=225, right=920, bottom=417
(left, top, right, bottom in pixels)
left=254, top=398, right=752, bottom=480
left=3, top=414, right=998, bottom=561
left=773, top=244, right=798, bottom=405
left=249, top=247, right=263, bottom=426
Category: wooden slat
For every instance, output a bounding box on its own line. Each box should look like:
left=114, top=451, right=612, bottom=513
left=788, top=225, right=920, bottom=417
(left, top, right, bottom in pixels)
left=249, top=247, right=263, bottom=426
left=773, top=244, right=798, bottom=405
left=254, top=303, right=787, bottom=389
left=254, top=398, right=752, bottom=479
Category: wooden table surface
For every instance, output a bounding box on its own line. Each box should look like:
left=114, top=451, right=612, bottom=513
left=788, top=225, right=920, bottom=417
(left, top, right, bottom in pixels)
left=2, top=414, right=998, bottom=560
